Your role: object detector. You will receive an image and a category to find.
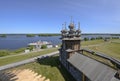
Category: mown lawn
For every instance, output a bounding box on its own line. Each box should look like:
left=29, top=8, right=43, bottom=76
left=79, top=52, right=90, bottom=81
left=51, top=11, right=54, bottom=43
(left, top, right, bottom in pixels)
left=87, top=40, right=120, bottom=59
left=0, top=48, right=58, bottom=66
left=111, top=39, right=120, bottom=43
left=0, top=48, right=27, bottom=57
left=81, top=39, right=104, bottom=46
left=8, top=56, right=75, bottom=81
left=1, top=39, right=119, bottom=81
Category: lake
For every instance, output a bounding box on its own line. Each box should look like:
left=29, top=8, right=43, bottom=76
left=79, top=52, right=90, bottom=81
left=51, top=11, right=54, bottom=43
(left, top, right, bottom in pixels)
left=0, top=34, right=119, bottom=50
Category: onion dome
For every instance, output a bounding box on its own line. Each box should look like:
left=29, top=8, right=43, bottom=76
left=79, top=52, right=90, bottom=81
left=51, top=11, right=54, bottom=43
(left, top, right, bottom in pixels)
left=76, top=22, right=81, bottom=37
left=61, top=23, right=68, bottom=38
left=69, top=23, right=74, bottom=29
left=61, top=29, right=67, bottom=34
left=76, top=29, right=81, bottom=33
left=61, top=23, right=67, bottom=34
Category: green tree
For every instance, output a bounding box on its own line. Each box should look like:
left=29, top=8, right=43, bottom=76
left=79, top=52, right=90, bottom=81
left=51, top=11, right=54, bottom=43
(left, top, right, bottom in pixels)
left=26, top=34, right=35, bottom=37
left=41, top=45, right=47, bottom=49
left=84, top=37, right=89, bottom=41
left=90, top=37, right=95, bottom=40
left=27, top=45, right=34, bottom=51
left=96, top=37, right=103, bottom=40
left=0, top=34, right=6, bottom=37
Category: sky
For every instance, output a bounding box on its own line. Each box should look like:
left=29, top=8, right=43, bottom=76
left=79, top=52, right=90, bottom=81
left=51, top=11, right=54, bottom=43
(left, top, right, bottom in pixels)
left=0, top=0, right=120, bottom=34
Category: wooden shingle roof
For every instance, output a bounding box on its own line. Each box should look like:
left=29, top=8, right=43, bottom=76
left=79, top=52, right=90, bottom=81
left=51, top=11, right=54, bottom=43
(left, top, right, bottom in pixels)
left=67, top=53, right=120, bottom=81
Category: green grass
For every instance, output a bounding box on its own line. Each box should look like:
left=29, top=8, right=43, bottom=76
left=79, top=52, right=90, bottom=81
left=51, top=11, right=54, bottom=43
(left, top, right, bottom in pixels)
left=81, top=39, right=120, bottom=58
left=81, top=39, right=104, bottom=46
left=1, top=39, right=119, bottom=81
left=0, top=48, right=58, bottom=66
left=11, top=48, right=26, bottom=54
left=0, top=48, right=26, bottom=57
left=0, top=50, right=10, bottom=57
left=7, top=56, right=75, bottom=81
left=1, top=39, right=119, bottom=66
left=87, top=40, right=120, bottom=59
left=111, top=39, right=120, bottom=43
left=81, top=39, right=120, bottom=68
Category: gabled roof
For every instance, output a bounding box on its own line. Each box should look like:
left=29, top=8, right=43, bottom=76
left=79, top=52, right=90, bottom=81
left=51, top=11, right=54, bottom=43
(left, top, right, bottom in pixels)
left=67, top=53, right=120, bottom=81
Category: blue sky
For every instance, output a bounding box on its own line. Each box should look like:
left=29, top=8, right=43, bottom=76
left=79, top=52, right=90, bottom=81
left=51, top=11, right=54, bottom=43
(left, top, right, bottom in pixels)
left=0, top=0, right=120, bottom=34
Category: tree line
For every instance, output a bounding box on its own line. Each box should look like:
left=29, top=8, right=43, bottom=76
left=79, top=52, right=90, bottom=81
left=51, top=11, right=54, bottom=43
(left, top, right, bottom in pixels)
left=26, top=34, right=61, bottom=37
left=83, top=36, right=119, bottom=41
left=0, top=34, right=6, bottom=37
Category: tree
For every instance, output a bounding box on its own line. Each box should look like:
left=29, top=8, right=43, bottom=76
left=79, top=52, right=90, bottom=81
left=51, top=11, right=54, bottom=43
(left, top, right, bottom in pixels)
left=96, top=37, right=103, bottom=40
left=41, top=45, right=47, bottom=49
left=27, top=45, right=34, bottom=51
left=90, top=37, right=95, bottom=40
left=84, top=37, right=89, bottom=41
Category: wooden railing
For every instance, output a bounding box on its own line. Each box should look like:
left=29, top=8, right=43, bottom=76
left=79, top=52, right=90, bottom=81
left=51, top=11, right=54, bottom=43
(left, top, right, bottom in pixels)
left=81, top=49, right=120, bottom=69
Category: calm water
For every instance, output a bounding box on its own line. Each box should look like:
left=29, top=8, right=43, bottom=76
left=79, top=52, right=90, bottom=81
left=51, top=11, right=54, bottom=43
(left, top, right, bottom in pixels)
left=0, top=34, right=119, bottom=50
left=0, top=35, right=61, bottom=50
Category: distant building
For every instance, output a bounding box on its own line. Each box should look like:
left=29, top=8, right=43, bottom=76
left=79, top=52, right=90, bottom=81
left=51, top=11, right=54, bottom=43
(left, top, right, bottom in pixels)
left=53, top=45, right=58, bottom=48
left=28, top=40, right=52, bottom=49
left=59, top=20, right=120, bottom=81
left=24, top=49, right=30, bottom=53
left=46, top=44, right=53, bottom=48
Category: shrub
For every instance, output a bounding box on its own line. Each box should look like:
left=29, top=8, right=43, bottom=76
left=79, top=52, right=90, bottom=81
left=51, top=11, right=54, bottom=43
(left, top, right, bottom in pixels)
left=84, top=37, right=89, bottom=41
left=13, top=48, right=26, bottom=53
left=0, top=50, right=10, bottom=57
left=27, top=45, right=34, bottom=51
left=112, top=37, right=119, bottom=39
left=90, top=37, right=95, bottom=40
left=41, top=45, right=47, bottom=49
left=96, top=37, right=103, bottom=40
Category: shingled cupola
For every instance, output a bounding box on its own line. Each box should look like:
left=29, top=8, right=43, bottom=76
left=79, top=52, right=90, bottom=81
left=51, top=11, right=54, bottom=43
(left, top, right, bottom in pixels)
left=59, top=18, right=120, bottom=81
left=59, top=18, right=82, bottom=64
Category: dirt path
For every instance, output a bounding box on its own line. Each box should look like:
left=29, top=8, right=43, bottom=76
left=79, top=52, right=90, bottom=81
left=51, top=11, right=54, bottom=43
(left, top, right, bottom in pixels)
left=0, top=69, right=50, bottom=81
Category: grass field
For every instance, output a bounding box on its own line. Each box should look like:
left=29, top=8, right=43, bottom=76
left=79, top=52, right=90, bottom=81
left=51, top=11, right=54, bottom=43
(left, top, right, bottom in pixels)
left=1, top=39, right=120, bottom=81
left=7, top=55, right=75, bottom=81
left=111, top=39, right=120, bottom=43
left=81, top=39, right=104, bottom=46
left=0, top=39, right=104, bottom=66
left=0, top=39, right=119, bottom=66
left=86, top=39, right=120, bottom=59
left=0, top=48, right=58, bottom=66
left=0, top=48, right=27, bottom=57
